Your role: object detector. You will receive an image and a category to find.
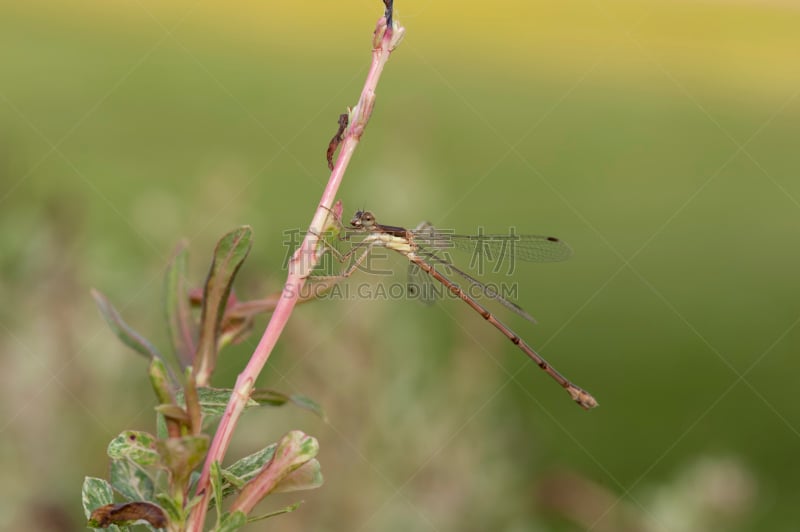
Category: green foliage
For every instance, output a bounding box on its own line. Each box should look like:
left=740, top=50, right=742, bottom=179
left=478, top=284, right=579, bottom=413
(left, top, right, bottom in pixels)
left=164, top=241, right=196, bottom=369
left=216, top=510, right=247, bottom=532
left=194, top=226, right=253, bottom=385
left=251, top=389, right=327, bottom=421
left=210, top=462, right=225, bottom=530
left=109, top=459, right=155, bottom=502
left=90, top=289, right=164, bottom=362
left=270, top=460, right=324, bottom=494
left=82, top=478, right=121, bottom=532
left=156, top=434, right=210, bottom=488
left=225, top=431, right=320, bottom=518
left=85, top=231, right=324, bottom=530
left=220, top=440, right=323, bottom=500
left=222, top=444, right=277, bottom=487
left=107, top=431, right=161, bottom=467
left=187, top=387, right=260, bottom=418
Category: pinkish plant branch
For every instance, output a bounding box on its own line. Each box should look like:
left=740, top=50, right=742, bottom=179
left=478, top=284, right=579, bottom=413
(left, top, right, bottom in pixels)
left=229, top=431, right=319, bottom=515
left=185, top=15, right=404, bottom=531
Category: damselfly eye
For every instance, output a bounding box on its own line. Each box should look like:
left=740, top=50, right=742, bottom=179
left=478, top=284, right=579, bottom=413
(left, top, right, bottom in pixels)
left=350, top=210, right=364, bottom=227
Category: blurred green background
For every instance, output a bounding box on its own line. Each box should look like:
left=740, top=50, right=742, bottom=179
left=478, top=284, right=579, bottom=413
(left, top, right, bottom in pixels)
left=2, top=0, right=799, bottom=530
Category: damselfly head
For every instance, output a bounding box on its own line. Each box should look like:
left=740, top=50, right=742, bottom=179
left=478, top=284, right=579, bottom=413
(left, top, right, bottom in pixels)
left=350, top=210, right=376, bottom=230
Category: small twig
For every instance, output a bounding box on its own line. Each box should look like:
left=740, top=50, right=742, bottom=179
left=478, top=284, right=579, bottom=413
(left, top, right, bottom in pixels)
left=185, top=10, right=405, bottom=531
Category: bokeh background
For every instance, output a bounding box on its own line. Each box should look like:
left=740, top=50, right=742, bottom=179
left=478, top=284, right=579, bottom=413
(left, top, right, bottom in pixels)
left=2, top=1, right=799, bottom=530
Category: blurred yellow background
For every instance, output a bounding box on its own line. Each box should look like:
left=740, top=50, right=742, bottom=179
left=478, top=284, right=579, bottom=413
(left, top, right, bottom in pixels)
left=2, top=1, right=799, bottom=530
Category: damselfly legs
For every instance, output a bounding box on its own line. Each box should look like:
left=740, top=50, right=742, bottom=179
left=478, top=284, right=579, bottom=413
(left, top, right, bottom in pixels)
left=312, top=209, right=597, bottom=410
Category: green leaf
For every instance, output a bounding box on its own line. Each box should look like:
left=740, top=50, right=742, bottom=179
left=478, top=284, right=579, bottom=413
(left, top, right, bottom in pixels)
left=229, top=431, right=318, bottom=513
left=156, top=412, right=168, bottom=440
left=82, top=477, right=113, bottom=515
left=82, top=477, right=117, bottom=531
left=272, top=459, right=323, bottom=494
left=247, top=502, right=301, bottom=523
left=225, top=443, right=277, bottom=483
left=194, top=226, right=253, bottom=385
left=250, top=389, right=327, bottom=421
left=218, top=443, right=276, bottom=500
left=177, top=387, right=259, bottom=419
left=165, top=240, right=196, bottom=369
left=91, top=289, right=164, bottom=361
left=249, top=389, right=289, bottom=407
left=156, top=434, right=209, bottom=487
left=183, top=488, right=203, bottom=515
left=263, top=431, right=319, bottom=490
left=107, top=431, right=161, bottom=467
left=220, top=469, right=245, bottom=492
left=286, top=394, right=327, bottom=421
left=218, top=314, right=254, bottom=349
left=210, top=461, right=224, bottom=529
left=110, top=459, right=155, bottom=502
left=148, top=357, right=176, bottom=406
left=154, top=404, right=190, bottom=425
left=218, top=437, right=322, bottom=502
left=155, top=493, right=184, bottom=525
left=217, top=510, right=247, bottom=532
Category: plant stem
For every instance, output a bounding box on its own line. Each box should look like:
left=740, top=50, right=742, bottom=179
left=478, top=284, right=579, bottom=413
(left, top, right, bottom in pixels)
left=185, top=14, right=403, bottom=531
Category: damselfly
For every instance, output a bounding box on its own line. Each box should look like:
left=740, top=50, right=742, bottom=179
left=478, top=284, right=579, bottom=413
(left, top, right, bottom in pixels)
left=315, top=210, right=597, bottom=410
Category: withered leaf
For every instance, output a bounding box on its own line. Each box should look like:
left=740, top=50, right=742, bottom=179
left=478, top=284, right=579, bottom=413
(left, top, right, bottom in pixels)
left=88, top=501, right=168, bottom=528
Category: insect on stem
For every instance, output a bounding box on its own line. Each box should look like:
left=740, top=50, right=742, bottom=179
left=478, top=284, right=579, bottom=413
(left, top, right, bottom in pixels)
left=326, top=113, right=349, bottom=170
left=316, top=209, right=598, bottom=410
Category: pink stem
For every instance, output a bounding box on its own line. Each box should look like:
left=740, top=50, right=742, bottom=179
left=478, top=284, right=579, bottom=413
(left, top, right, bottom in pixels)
left=185, top=15, right=402, bottom=531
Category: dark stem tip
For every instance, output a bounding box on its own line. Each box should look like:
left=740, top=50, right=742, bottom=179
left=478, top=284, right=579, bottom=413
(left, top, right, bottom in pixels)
left=383, top=0, right=394, bottom=28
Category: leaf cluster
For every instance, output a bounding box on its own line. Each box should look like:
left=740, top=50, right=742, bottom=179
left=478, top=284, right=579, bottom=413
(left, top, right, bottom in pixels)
left=84, top=228, right=324, bottom=531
